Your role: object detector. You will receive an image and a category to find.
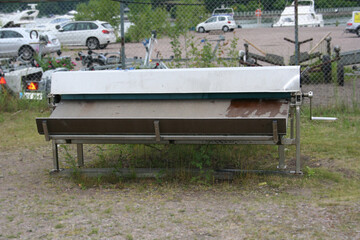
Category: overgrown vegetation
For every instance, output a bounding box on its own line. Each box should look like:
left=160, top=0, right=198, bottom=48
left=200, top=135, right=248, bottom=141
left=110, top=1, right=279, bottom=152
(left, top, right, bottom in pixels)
left=126, top=3, right=170, bottom=42
left=168, top=32, right=240, bottom=68
left=0, top=88, right=48, bottom=113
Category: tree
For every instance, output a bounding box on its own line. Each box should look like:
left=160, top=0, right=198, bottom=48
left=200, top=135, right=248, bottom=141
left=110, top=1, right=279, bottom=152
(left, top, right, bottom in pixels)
left=37, top=1, right=82, bottom=17
left=172, top=1, right=206, bottom=33
left=75, top=0, right=121, bottom=30
left=127, top=0, right=170, bottom=42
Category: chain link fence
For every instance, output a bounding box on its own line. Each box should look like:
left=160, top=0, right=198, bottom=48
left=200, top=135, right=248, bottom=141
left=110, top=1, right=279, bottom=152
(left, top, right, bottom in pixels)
left=0, top=0, right=359, bottom=107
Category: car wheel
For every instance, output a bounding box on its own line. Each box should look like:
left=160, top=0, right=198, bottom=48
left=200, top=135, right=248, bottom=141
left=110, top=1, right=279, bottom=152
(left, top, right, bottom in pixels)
left=222, top=26, right=229, bottom=32
left=18, top=46, right=34, bottom=61
left=87, top=38, right=99, bottom=50
left=99, top=44, right=108, bottom=49
left=357, top=28, right=360, bottom=37
left=198, top=27, right=205, bottom=33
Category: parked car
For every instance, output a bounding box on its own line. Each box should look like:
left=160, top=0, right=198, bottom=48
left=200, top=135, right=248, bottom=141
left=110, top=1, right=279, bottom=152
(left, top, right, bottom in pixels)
left=345, top=11, right=360, bottom=37
left=54, top=21, right=116, bottom=50
left=196, top=15, right=237, bottom=33
left=0, top=28, right=61, bottom=60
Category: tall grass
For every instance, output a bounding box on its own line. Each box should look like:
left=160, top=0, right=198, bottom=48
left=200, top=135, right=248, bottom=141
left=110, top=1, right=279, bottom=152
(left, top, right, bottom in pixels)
left=0, top=88, right=48, bottom=112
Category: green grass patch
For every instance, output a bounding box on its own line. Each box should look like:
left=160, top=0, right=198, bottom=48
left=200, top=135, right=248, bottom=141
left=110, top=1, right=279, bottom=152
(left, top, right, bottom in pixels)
left=0, top=93, right=50, bottom=151
left=0, top=88, right=48, bottom=113
left=300, top=107, right=360, bottom=173
left=54, top=223, right=65, bottom=229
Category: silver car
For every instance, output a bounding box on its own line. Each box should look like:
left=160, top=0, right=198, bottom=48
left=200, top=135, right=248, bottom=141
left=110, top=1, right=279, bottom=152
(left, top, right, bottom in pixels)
left=0, top=28, right=61, bottom=60
left=196, top=15, right=237, bottom=33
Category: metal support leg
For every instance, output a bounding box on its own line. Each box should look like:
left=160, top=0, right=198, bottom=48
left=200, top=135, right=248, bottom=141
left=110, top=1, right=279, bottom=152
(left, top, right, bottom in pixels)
left=52, top=140, right=59, bottom=172
left=278, top=144, right=286, bottom=169
left=295, top=105, right=301, bottom=174
left=272, top=120, right=279, bottom=143
left=290, top=107, right=295, bottom=139
left=77, top=143, right=84, bottom=167
left=154, top=120, right=160, bottom=142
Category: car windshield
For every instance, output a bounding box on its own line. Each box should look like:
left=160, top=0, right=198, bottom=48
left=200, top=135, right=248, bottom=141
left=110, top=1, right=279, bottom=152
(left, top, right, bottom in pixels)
left=60, top=22, right=69, bottom=27
left=102, top=23, right=113, bottom=29
left=205, top=17, right=217, bottom=23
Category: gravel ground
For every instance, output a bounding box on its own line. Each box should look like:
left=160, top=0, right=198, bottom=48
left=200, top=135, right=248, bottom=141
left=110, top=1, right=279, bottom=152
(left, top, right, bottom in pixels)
left=144, top=26, right=359, bottom=63
left=67, top=26, right=359, bottom=63
left=0, top=146, right=360, bottom=239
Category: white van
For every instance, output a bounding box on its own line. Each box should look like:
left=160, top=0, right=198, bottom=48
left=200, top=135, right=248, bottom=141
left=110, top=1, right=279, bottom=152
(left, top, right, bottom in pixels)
left=345, top=11, right=360, bottom=37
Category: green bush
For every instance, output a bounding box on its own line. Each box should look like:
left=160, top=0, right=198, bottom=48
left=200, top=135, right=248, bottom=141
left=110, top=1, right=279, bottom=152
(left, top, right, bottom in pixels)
left=126, top=6, right=170, bottom=42
left=34, top=56, right=76, bottom=72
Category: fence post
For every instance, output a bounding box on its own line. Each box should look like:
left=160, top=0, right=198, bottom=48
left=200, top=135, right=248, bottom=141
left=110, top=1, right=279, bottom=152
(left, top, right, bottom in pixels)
left=294, top=0, right=299, bottom=66
left=120, top=1, right=126, bottom=69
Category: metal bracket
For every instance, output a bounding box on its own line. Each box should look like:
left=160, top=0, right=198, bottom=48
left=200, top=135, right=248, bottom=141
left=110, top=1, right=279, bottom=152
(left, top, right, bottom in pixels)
left=281, top=138, right=295, bottom=145
left=294, top=92, right=303, bottom=106
left=154, top=120, right=161, bottom=142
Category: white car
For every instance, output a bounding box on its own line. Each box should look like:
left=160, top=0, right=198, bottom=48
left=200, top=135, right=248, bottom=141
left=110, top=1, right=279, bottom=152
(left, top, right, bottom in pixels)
left=0, top=28, right=61, bottom=60
left=345, top=11, right=360, bottom=37
left=196, top=15, right=237, bottom=33
left=54, top=21, right=116, bottom=50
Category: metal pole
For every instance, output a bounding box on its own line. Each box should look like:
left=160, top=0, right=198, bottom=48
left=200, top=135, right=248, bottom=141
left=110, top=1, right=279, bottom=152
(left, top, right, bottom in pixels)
left=52, top=140, right=59, bottom=171
left=278, top=144, right=286, bottom=169
left=290, top=106, right=295, bottom=139
left=77, top=143, right=84, bottom=167
left=120, top=2, right=126, bottom=69
left=294, top=0, right=299, bottom=65
left=296, top=105, right=301, bottom=174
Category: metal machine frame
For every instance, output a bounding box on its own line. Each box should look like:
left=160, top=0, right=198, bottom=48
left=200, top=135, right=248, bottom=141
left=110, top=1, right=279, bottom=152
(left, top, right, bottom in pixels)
left=37, top=67, right=305, bottom=174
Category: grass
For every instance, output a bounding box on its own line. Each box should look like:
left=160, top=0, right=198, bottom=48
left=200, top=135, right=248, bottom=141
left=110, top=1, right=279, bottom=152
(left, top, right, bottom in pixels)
left=301, top=106, right=360, bottom=173
left=0, top=90, right=50, bottom=151
left=54, top=223, right=65, bottom=229
left=0, top=109, right=49, bottom=151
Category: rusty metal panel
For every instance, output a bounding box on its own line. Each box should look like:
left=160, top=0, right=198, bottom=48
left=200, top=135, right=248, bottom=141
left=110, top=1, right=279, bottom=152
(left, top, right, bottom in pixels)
left=37, top=99, right=289, bottom=136
left=48, top=99, right=288, bottom=119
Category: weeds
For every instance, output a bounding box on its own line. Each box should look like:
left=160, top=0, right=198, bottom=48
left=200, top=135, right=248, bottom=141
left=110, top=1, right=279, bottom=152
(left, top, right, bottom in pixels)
left=54, top=223, right=65, bottom=229
left=0, top=88, right=48, bottom=113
